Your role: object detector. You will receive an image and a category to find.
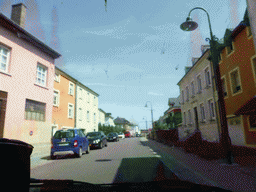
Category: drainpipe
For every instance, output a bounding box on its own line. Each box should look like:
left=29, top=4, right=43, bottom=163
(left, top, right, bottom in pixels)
left=74, top=81, right=78, bottom=128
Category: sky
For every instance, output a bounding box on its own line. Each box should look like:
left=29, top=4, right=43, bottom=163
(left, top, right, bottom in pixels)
left=0, top=0, right=247, bottom=129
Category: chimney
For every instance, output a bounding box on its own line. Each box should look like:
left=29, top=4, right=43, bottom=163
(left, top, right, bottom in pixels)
left=11, top=3, right=27, bottom=28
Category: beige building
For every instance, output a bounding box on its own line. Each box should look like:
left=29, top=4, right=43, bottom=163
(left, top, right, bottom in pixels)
left=177, top=45, right=220, bottom=142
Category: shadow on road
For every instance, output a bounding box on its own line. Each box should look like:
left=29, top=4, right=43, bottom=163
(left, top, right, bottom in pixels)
left=112, top=156, right=178, bottom=183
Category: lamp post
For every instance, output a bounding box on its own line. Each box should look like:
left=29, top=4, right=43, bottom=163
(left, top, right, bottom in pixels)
left=180, top=7, right=232, bottom=164
left=145, top=101, right=154, bottom=130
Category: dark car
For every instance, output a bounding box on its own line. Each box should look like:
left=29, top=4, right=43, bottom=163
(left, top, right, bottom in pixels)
left=86, top=131, right=107, bottom=149
left=51, top=128, right=89, bottom=159
left=107, top=132, right=119, bottom=142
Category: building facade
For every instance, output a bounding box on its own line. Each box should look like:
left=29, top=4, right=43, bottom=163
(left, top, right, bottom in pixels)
left=98, top=108, right=106, bottom=126
left=105, top=113, right=115, bottom=127
left=76, top=83, right=99, bottom=134
left=177, top=46, right=220, bottom=142
left=0, top=4, right=61, bottom=155
left=52, top=67, right=77, bottom=135
left=218, top=17, right=256, bottom=147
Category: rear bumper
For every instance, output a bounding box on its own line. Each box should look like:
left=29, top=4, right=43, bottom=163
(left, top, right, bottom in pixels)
left=51, top=147, right=79, bottom=156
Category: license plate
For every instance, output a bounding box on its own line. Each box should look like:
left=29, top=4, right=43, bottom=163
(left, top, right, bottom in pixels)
left=61, top=138, right=66, bottom=142
left=59, top=142, right=69, bottom=146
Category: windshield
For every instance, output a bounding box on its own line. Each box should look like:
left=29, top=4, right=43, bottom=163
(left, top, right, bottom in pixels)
left=6, top=1, right=250, bottom=191
left=53, top=130, right=75, bottom=139
left=86, top=132, right=100, bottom=138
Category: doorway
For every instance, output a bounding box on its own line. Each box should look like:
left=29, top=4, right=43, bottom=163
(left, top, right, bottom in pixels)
left=0, top=91, right=8, bottom=138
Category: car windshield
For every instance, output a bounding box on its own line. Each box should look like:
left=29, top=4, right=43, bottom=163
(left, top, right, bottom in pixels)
left=53, top=130, right=75, bottom=139
left=4, top=1, right=249, bottom=191
left=86, top=132, right=100, bottom=138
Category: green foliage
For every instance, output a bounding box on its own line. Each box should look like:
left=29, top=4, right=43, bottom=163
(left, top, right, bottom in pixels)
left=153, top=112, right=182, bottom=130
left=98, top=123, right=125, bottom=135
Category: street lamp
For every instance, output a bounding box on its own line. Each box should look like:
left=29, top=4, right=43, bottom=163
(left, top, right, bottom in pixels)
left=145, top=101, right=154, bottom=130
left=180, top=7, right=232, bottom=164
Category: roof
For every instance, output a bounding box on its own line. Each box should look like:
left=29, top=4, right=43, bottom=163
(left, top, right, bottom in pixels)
left=114, top=117, right=131, bottom=125
left=0, top=12, right=61, bottom=59
left=98, top=108, right=106, bottom=114
left=177, top=48, right=210, bottom=86
left=55, top=66, right=99, bottom=97
left=235, top=96, right=256, bottom=115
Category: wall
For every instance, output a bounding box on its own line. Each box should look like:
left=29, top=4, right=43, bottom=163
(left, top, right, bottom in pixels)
left=0, top=25, right=55, bottom=150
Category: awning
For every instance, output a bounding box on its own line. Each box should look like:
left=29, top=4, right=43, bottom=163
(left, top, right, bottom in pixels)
left=235, top=96, right=256, bottom=115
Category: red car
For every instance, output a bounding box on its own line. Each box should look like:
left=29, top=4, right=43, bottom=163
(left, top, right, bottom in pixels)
left=124, top=131, right=131, bottom=138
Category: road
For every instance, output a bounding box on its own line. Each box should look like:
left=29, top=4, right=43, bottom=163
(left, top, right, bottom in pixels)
left=31, top=137, right=158, bottom=184
left=31, top=137, right=219, bottom=186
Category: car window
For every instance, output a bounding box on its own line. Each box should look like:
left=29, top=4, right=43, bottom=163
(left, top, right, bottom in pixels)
left=78, top=130, right=85, bottom=137
left=53, top=130, right=75, bottom=139
left=86, top=132, right=100, bottom=138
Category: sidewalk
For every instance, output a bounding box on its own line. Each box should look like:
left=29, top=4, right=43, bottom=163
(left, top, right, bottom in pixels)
left=141, top=137, right=256, bottom=192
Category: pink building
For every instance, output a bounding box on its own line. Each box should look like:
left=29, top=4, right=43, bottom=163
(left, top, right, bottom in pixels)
left=0, top=4, right=61, bottom=156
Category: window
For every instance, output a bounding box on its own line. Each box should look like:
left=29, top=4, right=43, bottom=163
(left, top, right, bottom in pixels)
left=54, top=73, right=60, bottom=82
left=186, top=86, right=189, bottom=101
left=36, top=64, right=47, bottom=87
left=183, top=112, right=186, bottom=125
left=191, top=81, right=195, bottom=97
left=79, top=108, right=82, bottom=121
left=69, top=82, right=74, bottom=96
left=226, top=41, right=234, bottom=55
left=197, top=75, right=202, bottom=93
left=25, top=99, right=46, bottom=121
left=87, top=111, right=90, bottom=121
left=188, top=110, right=192, bottom=125
left=94, top=96, right=96, bottom=106
left=79, top=88, right=83, bottom=100
left=87, top=92, right=90, bottom=103
left=230, top=68, right=241, bottom=94
left=0, top=45, right=10, bottom=73
left=181, top=90, right=184, bottom=104
left=208, top=99, right=215, bottom=119
left=94, top=113, right=96, bottom=122
left=53, top=90, right=60, bottom=106
left=68, top=104, right=74, bottom=118
left=200, top=103, right=205, bottom=122
left=205, top=68, right=211, bottom=87
left=221, top=77, right=227, bottom=97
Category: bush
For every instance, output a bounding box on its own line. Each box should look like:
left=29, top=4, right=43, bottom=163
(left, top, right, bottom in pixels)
left=98, top=123, right=126, bottom=135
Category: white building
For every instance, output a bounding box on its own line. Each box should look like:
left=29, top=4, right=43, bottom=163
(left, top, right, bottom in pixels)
left=98, top=108, right=106, bottom=125
left=105, top=113, right=115, bottom=127
left=177, top=45, right=220, bottom=142
left=75, top=83, right=99, bottom=134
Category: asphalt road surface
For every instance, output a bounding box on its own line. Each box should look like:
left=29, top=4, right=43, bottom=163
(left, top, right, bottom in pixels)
left=31, top=137, right=219, bottom=187
left=31, top=137, right=158, bottom=184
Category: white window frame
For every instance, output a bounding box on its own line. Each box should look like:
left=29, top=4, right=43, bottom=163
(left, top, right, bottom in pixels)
left=36, top=63, right=48, bottom=87
left=69, top=82, right=74, bottom=96
left=186, top=86, right=189, bottom=101
left=204, top=67, right=211, bottom=87
left=0, top=44, right=11, bottom=74
left=94, top=96, right=96, bottom=106
left=197, top=75, right=202, bottom=93
left=94, top=113, right=96, bottom=122
left=54, top=73, right=60, bottom=82
left=250, top=55, right=256, bottom=86
left=53, top=89, right=60, bottom=107
left=200, top=103, right=206, bottom=122
left=226, top=41, right=235, bottom=57
left=191, top=81, right=195, bottom=97
left=208, top=99, right=215, bottom=120
left=68, top=103, right=74, bottom=119
left=79, top=108, right=82, bottom=121
left=87, top=92, right=90, bottom=103
left=87, top=111, right=90, bottom=122
left=188, top=110, right=192, bottom=125
left=229, top=67, right=242, bottom=96
left=79, top=88, right=83, bottom=100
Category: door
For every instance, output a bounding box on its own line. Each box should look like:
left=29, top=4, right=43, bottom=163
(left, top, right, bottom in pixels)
left=0, top=91, right=8, bottom=138
left=194, top=107, right=199, bottom=131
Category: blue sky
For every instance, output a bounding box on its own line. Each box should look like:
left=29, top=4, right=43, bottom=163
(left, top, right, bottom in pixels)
left=1, top=0, right=247, bottom=128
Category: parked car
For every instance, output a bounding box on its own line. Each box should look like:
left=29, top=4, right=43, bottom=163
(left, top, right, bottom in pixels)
left=124, top=131, right=131, bottom=138
left=118, top=132, right=125, bottom=139
left=136, top=133, right=142, bottom=137
left=107, top=132, right=119, bottom=142
left=51, top=128, right=89, bottom=159
left=86, top=131, right=107, bottom=149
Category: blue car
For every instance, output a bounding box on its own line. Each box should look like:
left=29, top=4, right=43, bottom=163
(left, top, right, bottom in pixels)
left=51, top=128, right=89, bottom=159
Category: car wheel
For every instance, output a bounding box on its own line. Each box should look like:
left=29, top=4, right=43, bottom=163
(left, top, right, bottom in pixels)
left=105, top=142, right=108, bottom=147
left=50, top=155, right=56, bottom=160
left=77, top=147, right=82, bottom=158
left=99, top=142, right=103, bottom=149
left=86, top=146, right=90, bottom=154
